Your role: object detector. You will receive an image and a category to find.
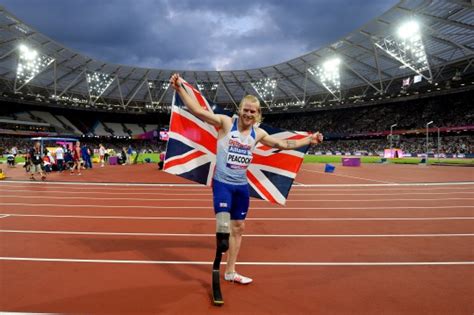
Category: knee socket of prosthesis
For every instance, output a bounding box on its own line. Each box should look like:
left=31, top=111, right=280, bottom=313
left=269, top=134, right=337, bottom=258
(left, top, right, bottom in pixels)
left=215, top=212, right=230, bottom=253
left=216, top=212, right=230, bottom=234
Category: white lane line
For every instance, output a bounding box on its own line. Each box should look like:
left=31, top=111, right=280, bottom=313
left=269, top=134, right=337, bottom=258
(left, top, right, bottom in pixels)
left=295, top=182, right=474, bottom=187
left=0, top=180, right=473, bottom=188
left=0, top=215, right=10, bottom=219
left=0, top=188, right=212, bottom=196
left=2, top=213, right=474, bottom=222
left=1, top=202, right=473, bottom=210
left=1, top=188, right=472, bottom=197
left=1, top=229, right=473, bottom=238
left=300, top=168, right=396, bottom=184
left=0, top=180, right=203, bottom=187
left=1, top=194, right=472, bottom=202
left=0, top=256, right=473, bottom=266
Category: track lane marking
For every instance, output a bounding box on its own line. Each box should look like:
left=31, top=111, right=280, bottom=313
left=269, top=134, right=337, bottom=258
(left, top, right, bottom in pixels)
left=1, top=187, right=474, bottom=196
left=1, top=202, right=473, bottom=210
left=0, top=180, right=473, bottom=188
left=1, top=213, right=473, bottom=221
left=1, top=229, right=473, bottom=238
left=0, top=257, right=472, bottom=266
left=1, top=194, right=472, bottom=202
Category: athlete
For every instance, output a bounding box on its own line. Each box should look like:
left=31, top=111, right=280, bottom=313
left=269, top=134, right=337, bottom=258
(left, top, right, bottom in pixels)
left=99, top=144, right=106, bottom=167
left=170, top=73, right=323, bottom=291
left=70, top=141, right=82, bottom=175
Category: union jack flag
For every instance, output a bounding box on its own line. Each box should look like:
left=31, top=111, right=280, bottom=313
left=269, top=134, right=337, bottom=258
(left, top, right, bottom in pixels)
left=163, top=80, right=309, bottom=205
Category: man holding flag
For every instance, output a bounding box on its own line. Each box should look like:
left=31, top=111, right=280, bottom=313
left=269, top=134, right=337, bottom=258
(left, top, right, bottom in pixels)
left=169, top=73, right=323, bottom=305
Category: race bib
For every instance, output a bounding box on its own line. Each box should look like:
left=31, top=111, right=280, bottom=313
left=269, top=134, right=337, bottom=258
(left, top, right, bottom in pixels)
left=226, top=138, right=252, bottom=170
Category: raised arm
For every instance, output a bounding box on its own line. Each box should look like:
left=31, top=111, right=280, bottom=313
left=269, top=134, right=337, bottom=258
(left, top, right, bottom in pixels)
left=170, top=73, right=225, bottom=128
left=258, top=130, right=324, bottom=150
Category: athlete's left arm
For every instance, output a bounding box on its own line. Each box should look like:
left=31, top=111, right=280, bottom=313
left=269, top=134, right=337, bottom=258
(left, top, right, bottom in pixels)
left=257, top=129, right=323, bottom=150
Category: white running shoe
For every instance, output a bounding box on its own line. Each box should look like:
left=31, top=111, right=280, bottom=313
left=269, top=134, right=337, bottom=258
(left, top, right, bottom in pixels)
left=224, top=272, right=253, bottom=284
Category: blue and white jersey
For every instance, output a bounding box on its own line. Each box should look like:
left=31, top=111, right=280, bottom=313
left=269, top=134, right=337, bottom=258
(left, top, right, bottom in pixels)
left=213, top=117, right=257, bottom=185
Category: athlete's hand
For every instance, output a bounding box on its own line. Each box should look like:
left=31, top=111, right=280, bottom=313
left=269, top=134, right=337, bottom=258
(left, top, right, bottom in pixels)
left=310, top=132, right=323, bottom=144
left=170, top=73, right=182, bottom=91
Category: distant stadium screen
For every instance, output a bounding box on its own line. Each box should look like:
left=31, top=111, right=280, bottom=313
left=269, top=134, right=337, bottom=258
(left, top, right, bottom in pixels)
left=159, top=129, right=169, bottom=141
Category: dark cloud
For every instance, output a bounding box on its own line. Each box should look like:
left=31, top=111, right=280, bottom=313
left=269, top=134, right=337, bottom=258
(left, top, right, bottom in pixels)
left=2, top=0, right=396, bottom=70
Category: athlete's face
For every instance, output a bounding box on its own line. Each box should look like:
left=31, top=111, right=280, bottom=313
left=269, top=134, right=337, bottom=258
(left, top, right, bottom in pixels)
left=239, top=102, right=259, bottom=127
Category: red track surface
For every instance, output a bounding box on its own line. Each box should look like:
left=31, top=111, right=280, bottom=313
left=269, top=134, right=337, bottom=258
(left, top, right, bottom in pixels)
left=0, top=163, right=473, bottom=314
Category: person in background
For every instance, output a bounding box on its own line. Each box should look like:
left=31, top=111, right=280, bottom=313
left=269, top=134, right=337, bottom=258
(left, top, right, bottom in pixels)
left=104, top=148, right=110, bottom=163
left=127, top=145, right=133, bottom=165
left=64, top=146, right=74, bottom=171
left=29, top=141, right=46, bottom=180
left=120, top=147, right=127, bottom=165
left=70, top=141, right=82, bottom=175
left=55, top=145, right=64, bottom=172
left=158, top=151, right=165, bottom=170
left=99, top=144, right=106, bottom=167
left=42, top=150, right=52, bottom=173
left=11, top=146, right=18, bottom=166
left=81, top=144, right=92, bottom=169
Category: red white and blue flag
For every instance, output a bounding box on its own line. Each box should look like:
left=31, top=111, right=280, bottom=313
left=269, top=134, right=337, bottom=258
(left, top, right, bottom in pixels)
left=163, top=80, right=309, bottom=205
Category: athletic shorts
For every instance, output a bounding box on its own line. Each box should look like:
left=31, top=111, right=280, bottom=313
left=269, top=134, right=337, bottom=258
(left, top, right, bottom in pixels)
left=212, top=179, right=250, bottom=220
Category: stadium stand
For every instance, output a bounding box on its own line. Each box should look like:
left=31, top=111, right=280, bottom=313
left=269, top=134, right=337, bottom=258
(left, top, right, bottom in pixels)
left=92, top=122, right=113, bottom=137
left=14, top=112, right=39, bottom=123
left=125, top=123, right=146, bottom=136
left=105, top=122, right=130, bottom=137
left=55, top=115, right=83, bottom=135
left=144, top=124, right=159, bottom=132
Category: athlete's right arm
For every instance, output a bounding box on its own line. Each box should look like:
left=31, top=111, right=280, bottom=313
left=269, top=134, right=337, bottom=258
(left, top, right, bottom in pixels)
left=170, top=73, right=224, bottom=128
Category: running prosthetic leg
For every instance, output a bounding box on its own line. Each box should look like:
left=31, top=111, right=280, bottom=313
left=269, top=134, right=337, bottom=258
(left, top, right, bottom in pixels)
left=212, top=212, right=230, bottom=306
left=212, top=232, right=229, bottom=306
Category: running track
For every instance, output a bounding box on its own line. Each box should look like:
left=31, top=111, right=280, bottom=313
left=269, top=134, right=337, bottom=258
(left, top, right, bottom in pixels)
left=0, top=163, right=473, bottom=314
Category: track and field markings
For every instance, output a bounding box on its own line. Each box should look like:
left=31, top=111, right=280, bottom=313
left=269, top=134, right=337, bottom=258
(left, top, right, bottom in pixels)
left=0, top=215, right=9, bottom=219
left=1, top=229, right=473, bottom=238
left=1, top=213, right=473, bottom=222
left=295, top=182, right=474, bottom=188
left=1, top=202, right=473, bottom=210
left=0, top=180, right=205, bottom=187
left=0, top=180, right=473, bottom=188
left=1, top=187, right=473, bottom=196
left=300, top=168, right=396, bottom=184
left=0, top=256, right=472, bottom=266
left=1, top=194, right=472, bottom=202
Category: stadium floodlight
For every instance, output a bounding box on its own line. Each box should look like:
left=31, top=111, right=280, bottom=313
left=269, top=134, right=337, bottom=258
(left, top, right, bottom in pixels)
left=375, top=20, right=432, bottom=82
left=251, top=78, right=277, bottom=105
left=308, top=57, right=341, bottom=101
left=397, top=21, right=420, bottom=39
left=197, top=82, right=219, bottom=101
left=15, top=44, right=55, bottom=92
left=161, top=81, right=170, bottom=90
left=86, top=71, right=115, bottom=104
left=197, top=82, right=218, bottom=92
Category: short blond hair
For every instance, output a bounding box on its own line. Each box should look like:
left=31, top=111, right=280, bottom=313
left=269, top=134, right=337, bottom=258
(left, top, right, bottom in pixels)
left=238, top=95, right=262, bottom=124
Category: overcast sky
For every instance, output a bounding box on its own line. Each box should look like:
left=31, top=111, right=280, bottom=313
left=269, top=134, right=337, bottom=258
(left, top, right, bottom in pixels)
left=3, top=0, right=397, bottom=71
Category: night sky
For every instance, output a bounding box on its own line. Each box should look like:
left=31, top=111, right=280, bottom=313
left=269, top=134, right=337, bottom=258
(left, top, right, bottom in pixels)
left=3, top=0, right=396, bottom=70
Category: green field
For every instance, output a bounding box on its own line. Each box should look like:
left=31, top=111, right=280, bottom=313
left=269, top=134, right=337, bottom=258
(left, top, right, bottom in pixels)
left=303, top=155, right=474, bottom=165
left=2, top=153, right=473, bottom=165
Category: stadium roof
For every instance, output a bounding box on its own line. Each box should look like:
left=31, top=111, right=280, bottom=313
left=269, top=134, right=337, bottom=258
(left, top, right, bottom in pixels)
left=0, top=0, right=473, bottom=113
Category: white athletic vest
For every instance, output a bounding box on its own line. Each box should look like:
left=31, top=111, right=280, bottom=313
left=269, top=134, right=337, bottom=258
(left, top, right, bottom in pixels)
left=213, top=117, right=257, bottom=184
